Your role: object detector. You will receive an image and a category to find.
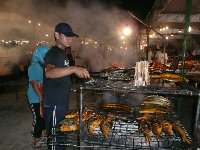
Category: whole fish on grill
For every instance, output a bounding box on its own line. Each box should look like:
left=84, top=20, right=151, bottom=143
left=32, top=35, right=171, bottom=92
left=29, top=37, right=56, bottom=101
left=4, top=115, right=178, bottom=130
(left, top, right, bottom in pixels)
left=161, top=73, right=189, bottom=83
left=65, top=111, right=79, bottom=119
left=172, top=121, right=191, bottom=144
left=140, top=104, right=171, bottom=111
left=139, top=108, right=168, bottom=114
left=143, top=95, right=172, bottom=106
left=162, top=120, right=172, bottom=137
left=139, top=123, right=151, bottom=141
left=142, top=101, right=172, bottom=109
left=100, top=115, right=113, bottom=138
left=152, top=122, right=162, bottom=139
left=100, top=103, right=133, bottom=113
left=75, top=111, right=96, bottom=123
left=65, top=107, right=95, bottom=120
left=136, top=113, right=152, bottom=124
left=60, top=122, right=78, bottom=132
left=87, top=115, right=103, bottom=135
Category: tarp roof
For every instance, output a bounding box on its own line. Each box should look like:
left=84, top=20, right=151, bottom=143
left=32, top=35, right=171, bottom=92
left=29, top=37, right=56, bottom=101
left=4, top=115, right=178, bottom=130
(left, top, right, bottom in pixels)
left=145, top=0, right=200, bottom=41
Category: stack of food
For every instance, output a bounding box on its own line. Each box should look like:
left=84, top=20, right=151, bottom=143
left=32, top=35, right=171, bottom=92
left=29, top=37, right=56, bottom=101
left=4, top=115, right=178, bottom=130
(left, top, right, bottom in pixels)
left=59, top=103, right=133, bottom=138
left=150, top=73, right=189, bottom=83
left=136, top=95, right=191, bottom=144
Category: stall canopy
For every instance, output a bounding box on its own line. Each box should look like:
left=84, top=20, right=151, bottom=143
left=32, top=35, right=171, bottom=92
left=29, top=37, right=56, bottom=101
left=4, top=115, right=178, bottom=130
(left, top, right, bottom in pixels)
left=141, top=0, right=200, bottom=48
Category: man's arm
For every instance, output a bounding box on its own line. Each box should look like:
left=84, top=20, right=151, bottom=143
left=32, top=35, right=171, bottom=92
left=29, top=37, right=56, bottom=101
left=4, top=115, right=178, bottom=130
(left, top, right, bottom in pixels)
left=45, top=64, right=90, bottom=79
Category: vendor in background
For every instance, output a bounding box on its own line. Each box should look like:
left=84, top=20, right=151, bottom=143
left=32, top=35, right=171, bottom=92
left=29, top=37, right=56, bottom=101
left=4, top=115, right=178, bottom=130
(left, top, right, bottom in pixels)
left=147, top=47, right=154, bottom=65
left=27, top=45, right=49, bottom=147
left=155, top=47, right=168, bottom=64
left=185, top=50, right=193, bottom=61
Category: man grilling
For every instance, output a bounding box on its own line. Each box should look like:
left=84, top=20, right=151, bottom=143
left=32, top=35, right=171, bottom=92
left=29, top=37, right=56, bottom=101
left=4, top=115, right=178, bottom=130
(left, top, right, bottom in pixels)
left=42, top=23, right=90, bottom=150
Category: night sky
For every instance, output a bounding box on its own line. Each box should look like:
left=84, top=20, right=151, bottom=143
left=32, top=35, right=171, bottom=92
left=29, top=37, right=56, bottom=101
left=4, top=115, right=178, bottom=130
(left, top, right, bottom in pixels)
left=47, top=0, right=156, bottom=20
left=90, top=0, right=156, bottom=20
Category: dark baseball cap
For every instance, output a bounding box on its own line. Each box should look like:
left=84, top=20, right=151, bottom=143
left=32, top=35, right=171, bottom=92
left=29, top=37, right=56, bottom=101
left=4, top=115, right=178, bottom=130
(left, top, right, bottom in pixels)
left=55, top=23, right=79, bottom=37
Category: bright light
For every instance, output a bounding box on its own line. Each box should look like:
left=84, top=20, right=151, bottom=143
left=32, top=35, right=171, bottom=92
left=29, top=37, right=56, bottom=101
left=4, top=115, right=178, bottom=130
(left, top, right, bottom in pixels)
left=38, top=23, right=41, bottom=26
left=45, top=34, right=49, bottom=37
left=28, top=20, right=31, bottom=23
left=166, top=36, right=169, bottom=40
left=122, top=27, right=132, bottom=36
left=120, top=36, right=125, bottom=40
left=188, top=26, right=192, bottom=32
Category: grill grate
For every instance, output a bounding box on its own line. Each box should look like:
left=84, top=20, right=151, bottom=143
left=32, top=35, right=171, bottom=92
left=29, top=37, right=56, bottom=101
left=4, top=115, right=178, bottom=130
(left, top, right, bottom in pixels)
left=48, top=120, right=192, bottom=149
left=47, top=77, right=198, bottom=149
left=82, top=78, right=199, bottom=96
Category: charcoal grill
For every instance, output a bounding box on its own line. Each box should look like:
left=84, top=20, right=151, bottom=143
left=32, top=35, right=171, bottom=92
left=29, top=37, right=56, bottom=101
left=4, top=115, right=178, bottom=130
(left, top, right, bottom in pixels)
left=48, top=119, right=193, bottom=149
left=48, top=77, right=200, bottom=149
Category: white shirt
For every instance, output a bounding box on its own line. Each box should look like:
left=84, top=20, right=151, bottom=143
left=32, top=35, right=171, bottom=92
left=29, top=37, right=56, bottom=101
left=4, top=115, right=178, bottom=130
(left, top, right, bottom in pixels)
left=155, top=51, right=168, bottom=64
left=148, top=51, right=153, bottom=63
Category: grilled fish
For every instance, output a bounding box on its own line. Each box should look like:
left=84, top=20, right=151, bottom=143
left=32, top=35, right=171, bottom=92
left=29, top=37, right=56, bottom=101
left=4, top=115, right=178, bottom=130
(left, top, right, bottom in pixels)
left=75, top=111, right=96, bottom=123
left=152, top=122, right=162, bottom=139
left=101, top=103, right=132, bottom=112
left=65, top=111, right=78, bottom=119
left=172, top=121, right=191, bottom=144
left=88, top=116, right=102, bottom=135
left=144, top=95, right=171, bottom=103
left=140, top=104, right=170, bottom=112
left=162, top=120, right=172, bottom=137
left=139, top=109, right=167, bottom=114
left=161, top=73, right=189, bottom=82
left=100, top=115, right=113, bottom=138
left=139, top=124, right=151, bottom=141
left=60, top=123, right=78, bottom=132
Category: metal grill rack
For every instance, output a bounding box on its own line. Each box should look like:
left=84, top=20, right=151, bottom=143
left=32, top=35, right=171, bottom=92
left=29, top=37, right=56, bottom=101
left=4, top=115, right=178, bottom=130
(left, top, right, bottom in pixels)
left=48, top=119, right=192, bottom=149
left=48, top=77, right=200, bottom=149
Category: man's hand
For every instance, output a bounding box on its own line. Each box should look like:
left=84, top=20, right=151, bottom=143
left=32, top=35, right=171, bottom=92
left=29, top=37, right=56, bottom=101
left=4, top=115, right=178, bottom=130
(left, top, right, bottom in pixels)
left=74, top=67, right=90, bottom=78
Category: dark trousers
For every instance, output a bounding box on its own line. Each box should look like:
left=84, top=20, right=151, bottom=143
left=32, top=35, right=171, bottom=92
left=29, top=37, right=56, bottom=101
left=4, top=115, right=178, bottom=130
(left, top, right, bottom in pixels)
left=30, top=103, right=45, bottom=138
left=44, top=106, right=69, bottom=150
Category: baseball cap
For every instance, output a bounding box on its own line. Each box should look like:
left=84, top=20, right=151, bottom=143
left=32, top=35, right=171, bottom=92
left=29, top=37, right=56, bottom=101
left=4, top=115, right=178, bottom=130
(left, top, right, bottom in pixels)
left=55, top=23, right=79, bottom=37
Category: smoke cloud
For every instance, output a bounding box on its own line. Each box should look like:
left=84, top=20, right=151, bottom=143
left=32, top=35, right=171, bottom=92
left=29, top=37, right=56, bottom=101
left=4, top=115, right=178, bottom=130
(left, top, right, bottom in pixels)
left=0, top=0, right=139, bottom=74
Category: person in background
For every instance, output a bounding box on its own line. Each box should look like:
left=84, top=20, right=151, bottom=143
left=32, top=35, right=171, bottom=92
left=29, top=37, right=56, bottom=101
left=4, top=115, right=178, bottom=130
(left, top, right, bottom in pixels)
left=43, top=23, right=90, bottom=150
left=155, top=47, right=168, bottom=64
left=27, top=45, right=49, bottom=147
left=147, top=47, right=153, bottom=64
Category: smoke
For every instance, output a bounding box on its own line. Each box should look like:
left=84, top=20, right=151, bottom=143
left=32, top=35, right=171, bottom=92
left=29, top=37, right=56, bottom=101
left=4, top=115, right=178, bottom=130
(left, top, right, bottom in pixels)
left=0, top=0, right=139, bottom=74
left=102, top=92, right=145, bottom=107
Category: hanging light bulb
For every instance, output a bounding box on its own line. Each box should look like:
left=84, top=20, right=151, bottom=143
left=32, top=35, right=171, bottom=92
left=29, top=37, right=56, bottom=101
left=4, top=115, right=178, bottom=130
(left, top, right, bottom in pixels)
left=188, top=26, right=192, bottom=32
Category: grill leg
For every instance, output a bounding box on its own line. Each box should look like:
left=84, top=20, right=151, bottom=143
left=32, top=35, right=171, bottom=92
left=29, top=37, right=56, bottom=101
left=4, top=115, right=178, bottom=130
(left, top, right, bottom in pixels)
left=52, top=106, right=56, bottom=150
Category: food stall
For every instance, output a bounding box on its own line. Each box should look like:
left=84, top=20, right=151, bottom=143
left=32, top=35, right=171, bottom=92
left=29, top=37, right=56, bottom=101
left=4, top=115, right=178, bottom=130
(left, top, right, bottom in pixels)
left=47, top=67, right=200, bottom=149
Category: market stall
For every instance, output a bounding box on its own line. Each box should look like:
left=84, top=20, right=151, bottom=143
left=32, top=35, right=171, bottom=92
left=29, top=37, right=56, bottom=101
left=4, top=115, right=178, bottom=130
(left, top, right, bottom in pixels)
left=47, top=67, right=200, bottom=149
